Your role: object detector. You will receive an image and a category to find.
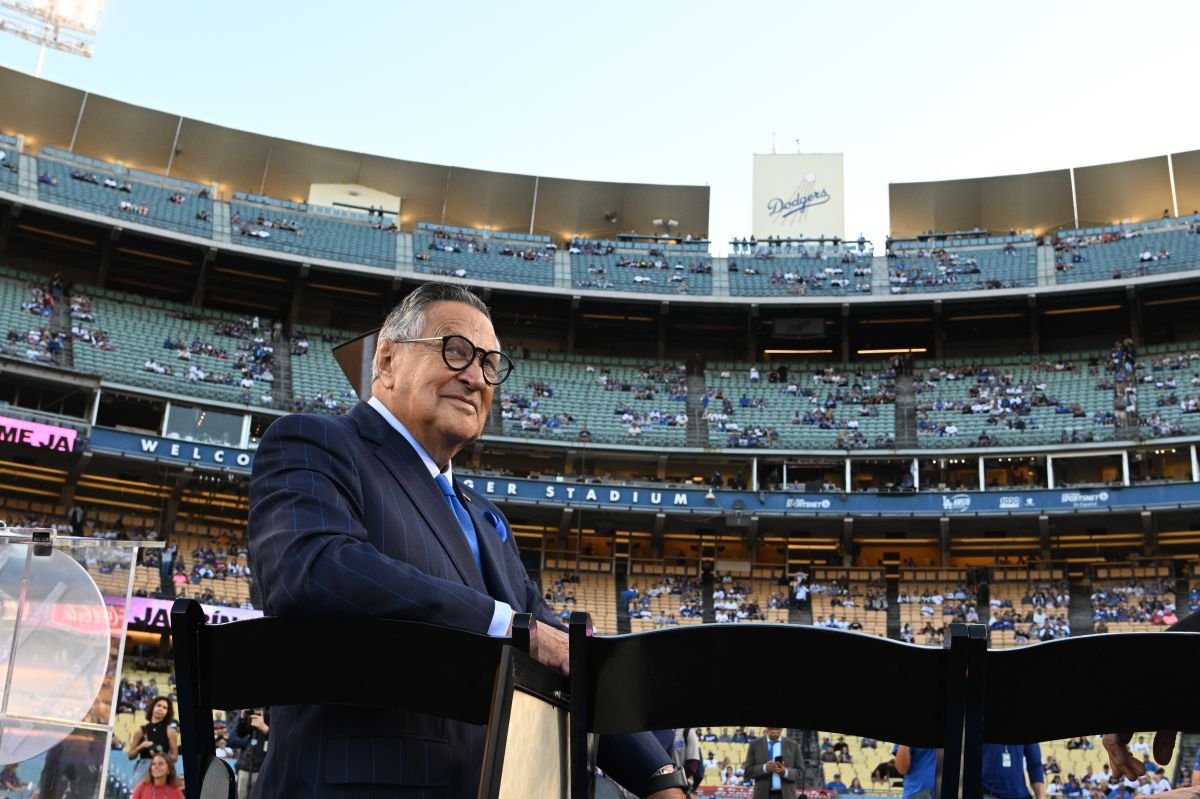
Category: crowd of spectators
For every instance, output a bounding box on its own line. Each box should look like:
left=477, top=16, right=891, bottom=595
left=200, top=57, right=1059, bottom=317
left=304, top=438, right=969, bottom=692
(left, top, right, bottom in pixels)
left=5, top=274, right=68, bottom=363
left=1090, top=580, right=1177, bottom=629
left=624, top=576, right=702, bottom=625
left=232, top=210, right=303, bottom=240
left=887, top=244, right=1024, bottom=293
left=1054, top=229, right=1172, bottom=280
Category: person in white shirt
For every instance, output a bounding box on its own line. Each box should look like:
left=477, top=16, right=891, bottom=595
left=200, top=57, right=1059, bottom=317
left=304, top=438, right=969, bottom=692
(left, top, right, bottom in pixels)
left=1152, top=775, right=1172, bottom=794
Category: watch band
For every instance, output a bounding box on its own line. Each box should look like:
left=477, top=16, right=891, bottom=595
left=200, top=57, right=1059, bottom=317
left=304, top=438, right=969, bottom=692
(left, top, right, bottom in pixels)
left=647, top=765, right=691, bottom=794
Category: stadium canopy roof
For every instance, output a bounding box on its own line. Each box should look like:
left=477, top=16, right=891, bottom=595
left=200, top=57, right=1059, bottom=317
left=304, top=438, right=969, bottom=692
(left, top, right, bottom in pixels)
left=890, top=151, right=1200, bottom=238
left=0, top=65, right=710, bottom=241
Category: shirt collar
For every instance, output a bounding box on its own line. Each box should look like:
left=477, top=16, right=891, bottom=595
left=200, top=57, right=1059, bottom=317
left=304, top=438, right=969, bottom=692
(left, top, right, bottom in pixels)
left=368, top=395, right=452, bottom=482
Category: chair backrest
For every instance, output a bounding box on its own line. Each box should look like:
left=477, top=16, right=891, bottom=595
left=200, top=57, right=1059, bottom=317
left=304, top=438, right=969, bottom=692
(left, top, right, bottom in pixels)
left=170, top=599, right=513, bottom=799
left=568, top=612, right=974, bottom=799
left=198, top=757, right=236, bottom=799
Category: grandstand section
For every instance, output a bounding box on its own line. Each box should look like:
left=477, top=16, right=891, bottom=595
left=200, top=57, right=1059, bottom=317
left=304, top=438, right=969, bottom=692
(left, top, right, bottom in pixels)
left=1090, top=563, right=1175, bottom=633
left=888, top=241, right=1037, bottom=294
left=541, top=559, right=618, bottom=634
left=987, top=565, right=1069, bottom=648
left=810, top=567, right=887, bottom=637
left=727, top=246, right=872, bottom=296
left=706, top=361, right=896, bottom=449
left=37, top=149, right=214, bottom=238
left=416, top=224, right=556, bottom=286
left=1055, top=218, right=1200, bottom=284
left=231, top=195, right=396, bottom=268
left=569, top=239, right=713, bottom=295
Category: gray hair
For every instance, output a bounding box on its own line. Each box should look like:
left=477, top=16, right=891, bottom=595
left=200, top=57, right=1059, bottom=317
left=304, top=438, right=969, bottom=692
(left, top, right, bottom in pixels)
left=372, top=282, right=495, bottom=381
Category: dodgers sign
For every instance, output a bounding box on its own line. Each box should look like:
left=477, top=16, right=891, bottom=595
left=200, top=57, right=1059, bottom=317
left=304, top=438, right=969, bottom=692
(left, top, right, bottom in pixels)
left=753, top=153, right=845, bottom=239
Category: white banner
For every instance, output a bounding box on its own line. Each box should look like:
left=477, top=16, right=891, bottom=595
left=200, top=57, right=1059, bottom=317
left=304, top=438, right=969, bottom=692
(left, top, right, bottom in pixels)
left=752, top=153, right=845, bottom=239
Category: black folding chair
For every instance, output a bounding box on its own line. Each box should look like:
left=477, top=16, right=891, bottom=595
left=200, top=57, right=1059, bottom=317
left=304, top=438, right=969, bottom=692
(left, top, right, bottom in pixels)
left=170, top=599, right=519, bottom=799
left=568, top=612, right=979, bottom=799
left=965, top=631, right=1200, bottom=798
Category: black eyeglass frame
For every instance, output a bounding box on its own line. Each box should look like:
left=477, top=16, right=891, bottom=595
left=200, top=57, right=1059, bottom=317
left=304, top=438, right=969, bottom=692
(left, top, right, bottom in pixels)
left=393, top=335, right=514, bottom=385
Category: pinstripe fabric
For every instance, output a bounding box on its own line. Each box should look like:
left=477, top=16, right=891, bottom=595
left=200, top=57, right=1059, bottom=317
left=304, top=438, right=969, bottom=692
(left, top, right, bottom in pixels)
left=247, top=402, right=560, bottom=798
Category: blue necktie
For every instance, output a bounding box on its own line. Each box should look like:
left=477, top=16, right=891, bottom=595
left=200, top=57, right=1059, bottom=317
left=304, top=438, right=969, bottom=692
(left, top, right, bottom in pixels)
left=770, top=738, right=781, bottom=791
left=435, top=474, right=483, bottom=576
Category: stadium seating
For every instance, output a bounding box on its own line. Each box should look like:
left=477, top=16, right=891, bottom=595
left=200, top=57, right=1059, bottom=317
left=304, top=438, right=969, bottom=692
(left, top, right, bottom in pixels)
left=1055, top=220, right=1200, bottom=284
left=1132, top=342, right=1200, bottom=438
left=414, top=228, right=555, bottom=286
left=709, top=574, right=789, bottom=624
left=569, top=240, right=713, bottom=295
left=1090, top=563, right=1175, bottom=632
left=987, top=566, right=1070, bottom=648
left=289, top=325, right=359, bottom=414
left=0, top=268, right=64, bottom=364
left=541, top=558, right=618, bottom=634
left=36, top=150, right=214, bottom=238
left=0, top=135, right=17, bottom=193
left=809, top=567, right=888, bottom=637
left=231, top=196, right=395, bottom=268
left=728, top=248, right=872, bottom=297
left=897, top=568, right=977, bottom=646
left=71, top=284, right=277, bottom=408
left=626, top=573, right=704, bottom=632
left=913, top=353, right=1121, bottom=448
left=888, top=243, right=1036, bottom=293
left=498, top=354, right=690, bottom=447
left=706, top=361, right=896, bottom=449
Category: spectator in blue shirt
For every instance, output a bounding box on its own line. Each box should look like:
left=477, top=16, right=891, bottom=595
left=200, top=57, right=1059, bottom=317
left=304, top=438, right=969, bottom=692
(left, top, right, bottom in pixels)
left=826, top=773, right=849, bottom=794
left=895, top=745, right=938, bottom=799
left=981, top=743, right=1045, bottom=799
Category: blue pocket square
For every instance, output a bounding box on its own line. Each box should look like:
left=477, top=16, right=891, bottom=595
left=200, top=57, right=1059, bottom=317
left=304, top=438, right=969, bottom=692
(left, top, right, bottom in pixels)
left=482, top=510, right=508, bottom=542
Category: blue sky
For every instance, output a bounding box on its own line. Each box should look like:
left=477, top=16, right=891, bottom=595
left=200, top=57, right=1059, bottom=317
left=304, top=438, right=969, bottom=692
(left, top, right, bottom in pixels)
left=1, top=0, right=1197, bottom=252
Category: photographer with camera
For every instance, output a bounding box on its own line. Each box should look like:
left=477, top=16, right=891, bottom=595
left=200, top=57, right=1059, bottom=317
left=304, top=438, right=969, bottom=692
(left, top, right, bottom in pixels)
left=227, top=708, right=270, bottom=799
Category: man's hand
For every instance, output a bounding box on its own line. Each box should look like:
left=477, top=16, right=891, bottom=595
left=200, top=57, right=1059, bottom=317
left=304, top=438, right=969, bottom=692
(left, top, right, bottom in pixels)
left=1103, top=731, right=1176, bottom=781
left=532, top=624, right=570, bottom=676
left=766, top=760, right=786, bottom=775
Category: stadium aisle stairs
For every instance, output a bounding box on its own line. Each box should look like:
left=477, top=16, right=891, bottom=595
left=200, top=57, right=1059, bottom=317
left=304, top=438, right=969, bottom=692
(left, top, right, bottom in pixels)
left=212, top=201, right=232, bottom=245
left=1069, top=575, right=1093, bottom=635
left=886, top=578, right=900, bottom=639
left=1179, top=734, right=1200, bottom=785
left=702, top=573, right=715, bottom=623
left=1037, top=245, right=1058, bottom=286
left=796, top=729, right=823, bottom=789
left=894, top=376, right=917, bottom=448
left=615, top=568, right=632, bottom=634
left=790, top=595, right=812, bottom=625
left=275, top=336, right=294, bottom=409
left=56, top=298, right=74, bottom=368
left=18, top=154, right=38, bottom=200
left=686, top=372, right=708, bottom=446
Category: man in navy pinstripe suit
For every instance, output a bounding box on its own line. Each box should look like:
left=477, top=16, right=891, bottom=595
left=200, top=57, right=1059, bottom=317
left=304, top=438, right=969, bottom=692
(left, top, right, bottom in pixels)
left=248, top=283, right=685, bottom=799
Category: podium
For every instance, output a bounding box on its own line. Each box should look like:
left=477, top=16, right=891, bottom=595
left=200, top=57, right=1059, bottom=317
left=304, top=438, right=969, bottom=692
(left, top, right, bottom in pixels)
left=0, top=526, right=162, bottom=799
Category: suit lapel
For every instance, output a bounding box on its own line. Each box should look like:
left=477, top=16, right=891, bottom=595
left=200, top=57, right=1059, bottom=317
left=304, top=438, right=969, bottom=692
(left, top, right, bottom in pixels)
left=355, top=405, right=488, bottom=593
left=459, top=487, right=519, bottom=608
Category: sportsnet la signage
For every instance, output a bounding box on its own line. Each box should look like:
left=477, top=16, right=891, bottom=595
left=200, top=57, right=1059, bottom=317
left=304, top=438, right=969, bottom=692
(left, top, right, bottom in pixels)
left=0, top=414, right=77, bottom=453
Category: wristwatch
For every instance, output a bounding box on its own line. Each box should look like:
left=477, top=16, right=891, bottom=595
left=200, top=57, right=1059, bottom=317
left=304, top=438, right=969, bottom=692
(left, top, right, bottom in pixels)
left=648, top=764, right=691, bottom=794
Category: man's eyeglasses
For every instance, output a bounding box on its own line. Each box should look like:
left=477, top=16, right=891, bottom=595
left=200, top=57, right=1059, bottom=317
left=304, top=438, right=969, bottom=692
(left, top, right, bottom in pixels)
left=394, top=334, right=514, bottom=385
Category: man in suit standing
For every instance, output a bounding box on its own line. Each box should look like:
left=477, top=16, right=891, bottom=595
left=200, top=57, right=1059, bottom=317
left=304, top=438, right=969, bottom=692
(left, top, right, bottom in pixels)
left=249, top=283, right=686, bottom=799
left=743, top=727, right=803, bottom=799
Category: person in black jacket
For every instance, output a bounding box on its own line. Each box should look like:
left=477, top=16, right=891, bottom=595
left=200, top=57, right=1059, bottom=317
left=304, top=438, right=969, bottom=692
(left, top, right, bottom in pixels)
left=227, top=708, right=269, bottom=799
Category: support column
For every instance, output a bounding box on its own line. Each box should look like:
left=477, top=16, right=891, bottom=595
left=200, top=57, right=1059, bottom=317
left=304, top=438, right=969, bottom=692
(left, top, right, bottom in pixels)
left=841, top=304, right=850, bottom=362
left=658, top=301, right=669, bottom=360
left=746, top=305, right=759, bottom=361
left=97, top=228, right=119, bottom=288
left=1121, top=450, right=1131, bottom=487
left=841, top=517, right=854, bottom=565
left=656, top=455, right=667, bottom=481
left=933, top=301, right=945, bottom=360
left=939, top=516, right=950, bottom=566
left=60, top=451, right=92, bottom=508
left=1047, top=457, right=1056, bottom=489
left=912, top=458, right=920, bottom=490
left=751, top=457, right=758, bottom=492
left=1028, top=295, right=1040, bottom=356
left=288, top=264, right=309, bottom=336
left=844, top=458, right=852, bottom=492
left=1038, top=515, right=1051, bottom=561
left=0, top=204, right=16, bottom=260
left=563, top=450, right=576, bottom=477
left=978, top=457, right=986, bottom=491
left=567, top=296, right=579, bottom=355
left=1141, top=511, right=1155, bottom=556
left=1128, top=286, right=1142, bottom=347
left=1191, top=444, right=1199, bottom=482
left=191, top=248, right=215, bottom=307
